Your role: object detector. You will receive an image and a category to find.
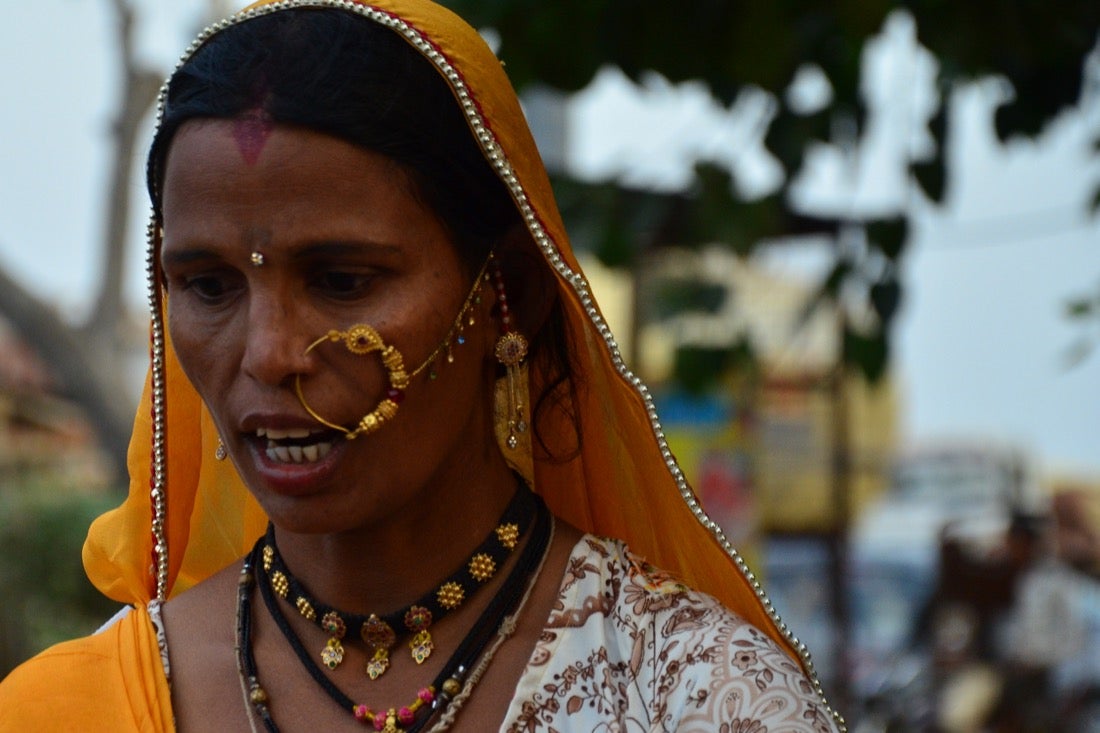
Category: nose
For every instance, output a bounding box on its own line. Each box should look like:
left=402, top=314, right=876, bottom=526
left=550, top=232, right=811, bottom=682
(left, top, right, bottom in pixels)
left=240, top=290, right=314, bottom=388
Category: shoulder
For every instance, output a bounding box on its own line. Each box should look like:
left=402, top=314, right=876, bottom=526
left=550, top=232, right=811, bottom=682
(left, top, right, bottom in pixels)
left=0, top=606, right=174, bottom=732
left=550, top=534, right=757, bottom=637
left=1, top=614, right=130, bottom=694
left=508, top=535, right=841, bottom=733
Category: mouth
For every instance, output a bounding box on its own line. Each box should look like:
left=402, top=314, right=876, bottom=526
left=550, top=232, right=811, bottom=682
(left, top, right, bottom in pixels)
left=256, top=426, right=341, bottom=464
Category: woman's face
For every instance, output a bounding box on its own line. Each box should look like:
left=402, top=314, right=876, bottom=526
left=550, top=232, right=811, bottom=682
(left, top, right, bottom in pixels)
left=160, top=120, right=498, bottom=533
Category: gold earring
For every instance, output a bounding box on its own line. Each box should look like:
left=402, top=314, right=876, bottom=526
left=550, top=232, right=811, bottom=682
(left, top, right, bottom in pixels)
left=250, top=251, right=265, bottom=267
left=490, top=259, right=528, bottom=449
left=495, top=332, right=528, bottom=449
left=215, top=439, right=227, bottom=461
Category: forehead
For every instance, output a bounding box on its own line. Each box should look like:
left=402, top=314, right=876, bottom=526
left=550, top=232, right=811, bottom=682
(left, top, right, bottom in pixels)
left=160, top=119, right=444, bottom=252
left=162, top=119, right=407, bottom=199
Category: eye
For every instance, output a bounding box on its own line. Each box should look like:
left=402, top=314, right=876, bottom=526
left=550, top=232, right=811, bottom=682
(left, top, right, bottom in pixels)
left=312, top=270, right=376, bottom=300
left=178, top=271, right=241, bottom=304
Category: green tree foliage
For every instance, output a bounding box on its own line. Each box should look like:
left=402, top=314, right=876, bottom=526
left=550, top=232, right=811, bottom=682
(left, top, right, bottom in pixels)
left=446, top=0, right=1100, bottom=383
left=0, top=479, right=119, bottom=675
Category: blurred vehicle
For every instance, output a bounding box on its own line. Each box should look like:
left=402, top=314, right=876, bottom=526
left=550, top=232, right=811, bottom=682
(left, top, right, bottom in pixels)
left=764, top=443, right=1062, bottom=728
left=848, top=444, right=1034, bottom=698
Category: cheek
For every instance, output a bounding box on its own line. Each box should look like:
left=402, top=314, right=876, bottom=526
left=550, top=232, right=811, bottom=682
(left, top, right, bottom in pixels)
left=167, top=301, right=235, bottom=397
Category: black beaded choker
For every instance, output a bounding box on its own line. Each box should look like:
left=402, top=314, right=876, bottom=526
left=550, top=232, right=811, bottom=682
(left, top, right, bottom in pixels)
left=261, top=481, right=536, bottom=680
left=237, top=491, right=553, bottom=733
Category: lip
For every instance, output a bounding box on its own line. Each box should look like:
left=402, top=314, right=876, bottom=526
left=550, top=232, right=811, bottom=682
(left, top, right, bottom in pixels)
left=239, top=412, right=334, bottom=434
left=244, top=432, right=347, bottom=497
left=238, top=412, right=349, bottom=497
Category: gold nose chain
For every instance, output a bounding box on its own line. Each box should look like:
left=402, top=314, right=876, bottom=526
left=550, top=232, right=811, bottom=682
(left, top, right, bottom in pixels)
left=294, top=255, right=492, bottom=440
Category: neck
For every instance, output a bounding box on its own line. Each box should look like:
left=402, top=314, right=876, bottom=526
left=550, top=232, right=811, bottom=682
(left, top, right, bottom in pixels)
left=269, top=449, right=520, bottom=614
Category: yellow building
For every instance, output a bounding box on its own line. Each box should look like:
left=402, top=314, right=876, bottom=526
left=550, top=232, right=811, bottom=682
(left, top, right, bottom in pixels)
left=582, top=246, right=898, bottom=535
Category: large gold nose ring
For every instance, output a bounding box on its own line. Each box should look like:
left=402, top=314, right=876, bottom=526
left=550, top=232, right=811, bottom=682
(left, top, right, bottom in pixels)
left=294, top=325, right=409, bottom=440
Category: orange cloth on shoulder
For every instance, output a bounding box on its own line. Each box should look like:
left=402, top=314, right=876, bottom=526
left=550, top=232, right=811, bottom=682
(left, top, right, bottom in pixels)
left=0, top=607, right=173, bottom=732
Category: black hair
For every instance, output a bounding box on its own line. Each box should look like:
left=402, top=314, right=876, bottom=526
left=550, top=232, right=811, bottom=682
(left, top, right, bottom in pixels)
left=148, top=8, right=514, bottom=269
left=148, top=7, right=578, bottom=460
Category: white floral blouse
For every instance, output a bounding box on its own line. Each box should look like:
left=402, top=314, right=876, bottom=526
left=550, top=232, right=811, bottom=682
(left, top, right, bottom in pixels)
left=501, top=535, right=841, bottom=733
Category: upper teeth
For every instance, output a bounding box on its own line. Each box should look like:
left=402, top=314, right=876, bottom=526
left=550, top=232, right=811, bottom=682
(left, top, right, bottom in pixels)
left=257, top=426, right=335, bottom=464
left=256, top=427, right=326, bottom=440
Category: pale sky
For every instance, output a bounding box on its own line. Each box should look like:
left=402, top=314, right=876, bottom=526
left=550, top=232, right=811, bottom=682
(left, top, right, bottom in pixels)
left=2, top=1, right=1098, bottom=478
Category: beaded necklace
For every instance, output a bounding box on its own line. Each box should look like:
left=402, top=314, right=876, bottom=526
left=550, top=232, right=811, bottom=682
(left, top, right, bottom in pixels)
left=262, top=482, right=536, bottom=679
left=237, top=494, right=552, bottom=733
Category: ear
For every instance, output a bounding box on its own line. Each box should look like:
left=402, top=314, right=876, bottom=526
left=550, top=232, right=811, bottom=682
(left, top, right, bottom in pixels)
left=492, top=223, right=557, bottom=340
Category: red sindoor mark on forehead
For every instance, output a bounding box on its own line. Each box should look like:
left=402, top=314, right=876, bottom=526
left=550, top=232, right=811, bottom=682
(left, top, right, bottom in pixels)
left=232, top=109, right=274, bottom=166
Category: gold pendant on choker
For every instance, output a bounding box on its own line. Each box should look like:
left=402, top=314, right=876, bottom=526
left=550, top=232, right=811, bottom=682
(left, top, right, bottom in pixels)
left=362, top=614, right=397, bottom=680
left=321, top=637, right=345, bottom=670
left=319, top=611, right=348, bottom=670
left=404, top=605, right=434, bottom=665
left=409, top=630, right=434, bottom=665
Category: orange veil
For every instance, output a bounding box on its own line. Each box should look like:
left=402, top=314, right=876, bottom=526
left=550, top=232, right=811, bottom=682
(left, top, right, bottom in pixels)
left=81, top=0, right=836, bottom=721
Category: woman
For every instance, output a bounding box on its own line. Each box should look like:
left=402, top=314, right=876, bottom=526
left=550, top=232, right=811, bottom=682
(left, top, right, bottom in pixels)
left=0, top=1, right=843, bottom=731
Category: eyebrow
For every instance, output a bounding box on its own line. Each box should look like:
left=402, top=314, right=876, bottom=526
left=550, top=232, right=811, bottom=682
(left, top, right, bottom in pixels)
left=290, top=240, right=403, bottom=262
left=160, top=248, right=220, bottom=269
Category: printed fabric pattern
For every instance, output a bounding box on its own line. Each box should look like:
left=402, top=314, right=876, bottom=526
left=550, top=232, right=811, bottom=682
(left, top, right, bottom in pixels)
left=503, top=536, right=839, bottom=733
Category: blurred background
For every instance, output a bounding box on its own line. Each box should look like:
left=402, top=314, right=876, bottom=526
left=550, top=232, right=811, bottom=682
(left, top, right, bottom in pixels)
left=1, top=1, right=1098, bottom=730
